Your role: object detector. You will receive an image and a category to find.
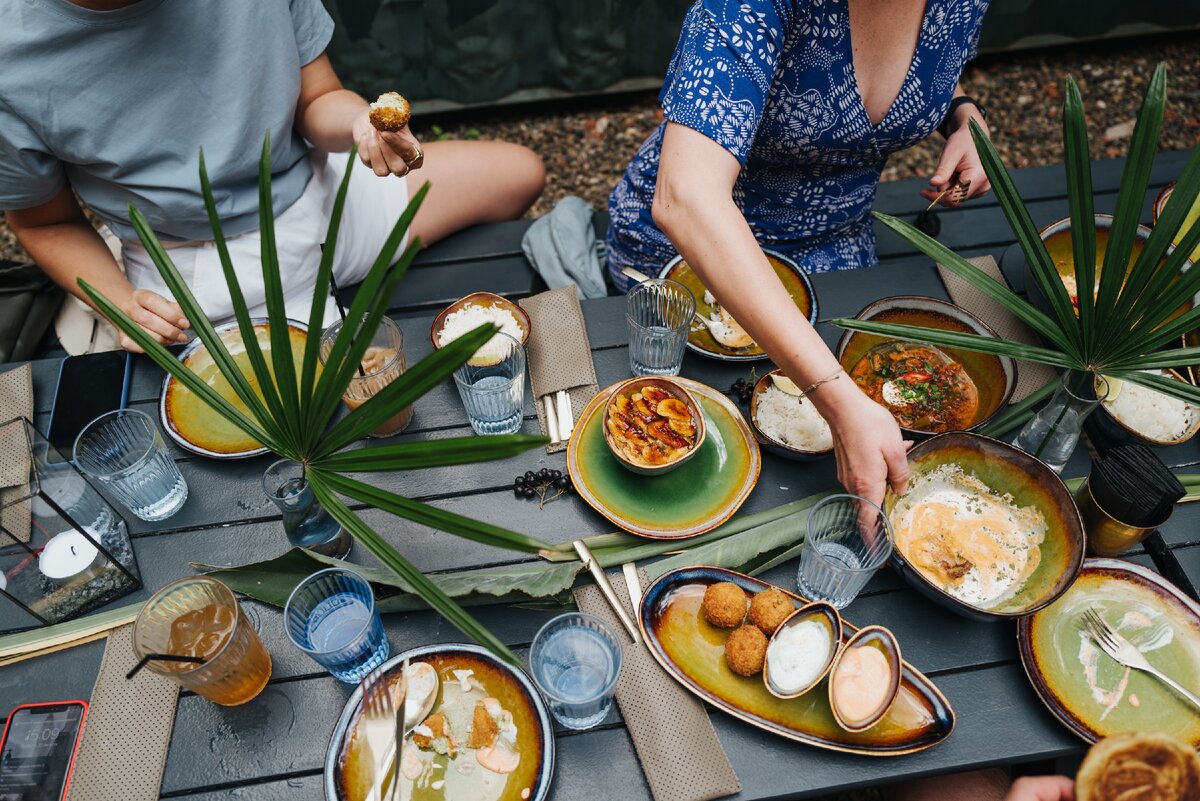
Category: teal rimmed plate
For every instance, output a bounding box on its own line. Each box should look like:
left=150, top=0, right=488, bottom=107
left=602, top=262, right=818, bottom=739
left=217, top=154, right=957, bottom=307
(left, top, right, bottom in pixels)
left=1017, top=558, right=1200, bottom=746
left=639, top=566, right=955, bottom=755
left=567, top=377, right=761, bottom=539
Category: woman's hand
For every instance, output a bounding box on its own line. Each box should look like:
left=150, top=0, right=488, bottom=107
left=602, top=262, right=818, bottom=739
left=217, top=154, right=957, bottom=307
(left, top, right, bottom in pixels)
left=1003, top=776, right=1075, bottom=801
left=921, top=104, right=992, bottom=207
left=820, top=381, right=911, bottom=510
left=118, top=288, right=189, bottom=353
left=352, top=110, right=424, bottom=178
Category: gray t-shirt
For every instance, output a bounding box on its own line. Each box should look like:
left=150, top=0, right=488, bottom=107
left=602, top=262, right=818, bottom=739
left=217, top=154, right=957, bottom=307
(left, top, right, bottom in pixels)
left=0, top=0, right=335, bottom=241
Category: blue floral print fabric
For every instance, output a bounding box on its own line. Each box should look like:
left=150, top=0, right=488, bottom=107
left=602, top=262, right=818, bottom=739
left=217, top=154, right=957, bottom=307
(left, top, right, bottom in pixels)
left=607, top=0, right=989, bottom=291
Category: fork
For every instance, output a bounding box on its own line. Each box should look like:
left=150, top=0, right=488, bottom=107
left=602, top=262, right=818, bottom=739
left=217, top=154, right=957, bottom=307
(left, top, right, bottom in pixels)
left=1081, top=608, right=1200, bottom=711
left=924, top=176, right=972, bottom=211
left=360, top=665, right=398, bottom=801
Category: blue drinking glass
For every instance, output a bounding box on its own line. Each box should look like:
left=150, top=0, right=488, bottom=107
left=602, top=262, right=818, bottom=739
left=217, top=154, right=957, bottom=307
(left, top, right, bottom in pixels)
left=283, top=568, right=389, bottom=683
left=528, top=612, right=622, bottom=730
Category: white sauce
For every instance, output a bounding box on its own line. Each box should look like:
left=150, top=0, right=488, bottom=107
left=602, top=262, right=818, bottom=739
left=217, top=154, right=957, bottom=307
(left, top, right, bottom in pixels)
left=766, top=619, right=832, bottom=694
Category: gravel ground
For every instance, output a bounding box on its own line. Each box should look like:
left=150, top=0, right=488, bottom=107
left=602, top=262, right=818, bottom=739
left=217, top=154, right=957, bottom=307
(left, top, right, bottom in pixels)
left=2, top=33, right=1198, bottom=264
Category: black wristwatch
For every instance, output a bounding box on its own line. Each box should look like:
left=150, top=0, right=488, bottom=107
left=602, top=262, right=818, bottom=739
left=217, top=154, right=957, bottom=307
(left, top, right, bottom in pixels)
left=938, top=96, right=987, bottom=138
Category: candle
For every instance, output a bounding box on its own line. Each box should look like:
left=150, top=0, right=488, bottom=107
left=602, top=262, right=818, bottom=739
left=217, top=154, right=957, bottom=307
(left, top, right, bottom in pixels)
left=39, top=529, right=108, bottom=584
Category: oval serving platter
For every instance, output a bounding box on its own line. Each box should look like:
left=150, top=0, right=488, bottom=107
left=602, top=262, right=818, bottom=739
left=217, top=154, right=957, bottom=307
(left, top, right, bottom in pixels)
left=161, top=319, right=309, bottom=459
left=324, top=643, right=555, bottom=801
left=567, top=377, right=761, bottom=539
left=1017, top=558, right=1200, bottom=746
left=660, top=249, right=817, bottom=362
left=639, top=566, right=955, bottom=755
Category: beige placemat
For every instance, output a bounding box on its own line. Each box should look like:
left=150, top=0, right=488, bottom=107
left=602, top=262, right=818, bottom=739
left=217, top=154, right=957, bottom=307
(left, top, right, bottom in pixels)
left=937, top=256, right=1057, bottom=402
left=575, top=570, right=740, bottom=801
left=66, top=623, right=179, bottom=801
left=0, top=365, right=34, bottom=542
left=519, top=286, right=600, bottom=453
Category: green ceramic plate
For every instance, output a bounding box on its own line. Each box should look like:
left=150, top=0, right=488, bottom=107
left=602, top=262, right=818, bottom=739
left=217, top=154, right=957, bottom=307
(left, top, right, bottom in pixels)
left=639, top=566, right=956, bottom=755
left=659, top=250, right=817, bottom=362
left=1017, top=558, right=1200, bottom=746
left=161, top=320, right=309, bottom=459
left=566, top=378, right=761, bottom=539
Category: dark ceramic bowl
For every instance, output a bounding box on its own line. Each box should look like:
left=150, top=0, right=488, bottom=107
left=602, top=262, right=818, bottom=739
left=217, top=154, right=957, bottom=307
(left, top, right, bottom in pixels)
left=835, top=296, right=1017, bottom=440
left=748, top=369, right=835, bottom=461
left=884, top=432, right=1086, bottom=622
left=1091, top=369, right=1200, bottom=447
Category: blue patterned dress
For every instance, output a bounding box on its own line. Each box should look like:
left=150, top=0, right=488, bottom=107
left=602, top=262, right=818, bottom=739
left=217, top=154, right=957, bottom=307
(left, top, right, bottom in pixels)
left=607, top=0, right=989, bottom=291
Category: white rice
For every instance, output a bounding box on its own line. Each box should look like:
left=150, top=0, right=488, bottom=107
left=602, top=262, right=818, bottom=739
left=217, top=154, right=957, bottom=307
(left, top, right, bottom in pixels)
left=754, top=384, right=833, bottom=451
left=1102, top=369, right=1200, bottom=442
left=436, top=302, right=523, bottom=363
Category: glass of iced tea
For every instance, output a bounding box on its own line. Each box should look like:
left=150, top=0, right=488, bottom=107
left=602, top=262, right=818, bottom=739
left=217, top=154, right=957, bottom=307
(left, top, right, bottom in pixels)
left=132, top=576, right=272, bottom=706
left=319, top=315, right=412, bottom=437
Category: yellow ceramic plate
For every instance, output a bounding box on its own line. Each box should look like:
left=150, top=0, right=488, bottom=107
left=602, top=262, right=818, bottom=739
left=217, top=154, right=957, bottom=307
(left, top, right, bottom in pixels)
left=160, top=320, right=308, bottom=458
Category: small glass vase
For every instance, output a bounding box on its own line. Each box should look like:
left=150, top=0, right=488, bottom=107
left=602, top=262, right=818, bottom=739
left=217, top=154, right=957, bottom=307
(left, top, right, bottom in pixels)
left=1013, top=371, right=1107, bottom=473
left=262, top=460, right=352, bottom=559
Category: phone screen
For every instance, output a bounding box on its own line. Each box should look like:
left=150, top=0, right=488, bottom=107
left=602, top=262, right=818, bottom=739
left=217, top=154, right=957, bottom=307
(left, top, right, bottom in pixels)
left=46, top=351, right=132, bottom=458
left=0, top=703, right=86, bottom=801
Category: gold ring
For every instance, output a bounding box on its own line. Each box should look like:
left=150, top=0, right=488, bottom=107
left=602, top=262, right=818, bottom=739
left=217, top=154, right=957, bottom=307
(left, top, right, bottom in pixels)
left=405, top=143, right=424, bottom=169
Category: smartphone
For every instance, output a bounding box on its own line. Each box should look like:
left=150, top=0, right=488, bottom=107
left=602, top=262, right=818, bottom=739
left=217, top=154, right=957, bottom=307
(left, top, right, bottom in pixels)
left=0, top=701, right=88, bottom=801
left=46, top=351, right=132, bottom=458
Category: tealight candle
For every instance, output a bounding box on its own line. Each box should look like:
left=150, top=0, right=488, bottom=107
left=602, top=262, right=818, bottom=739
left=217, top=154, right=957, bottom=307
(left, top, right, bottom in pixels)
left=39, top=529, right=109, bottom=584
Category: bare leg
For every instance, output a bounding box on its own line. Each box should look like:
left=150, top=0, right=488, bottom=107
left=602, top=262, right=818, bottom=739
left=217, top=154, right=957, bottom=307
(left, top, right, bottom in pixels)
left=888, top=768, right=1010, bottom=801
left=408, top=140, right=545, bottom=246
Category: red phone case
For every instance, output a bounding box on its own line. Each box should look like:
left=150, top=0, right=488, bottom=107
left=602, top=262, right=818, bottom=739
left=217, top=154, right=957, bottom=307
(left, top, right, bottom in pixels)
left=0, top=700, right=89, bottom=801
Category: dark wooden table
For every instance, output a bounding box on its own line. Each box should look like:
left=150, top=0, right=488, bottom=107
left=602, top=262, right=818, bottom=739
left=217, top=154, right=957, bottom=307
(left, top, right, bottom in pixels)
left=1, top=150, right=1196, bottom=800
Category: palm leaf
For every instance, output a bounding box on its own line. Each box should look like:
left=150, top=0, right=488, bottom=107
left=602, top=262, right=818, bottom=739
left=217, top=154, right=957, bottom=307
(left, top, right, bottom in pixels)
left=1061, top=77, right=1097, bottom=356
left=313, top=323, right=500, bottom=458
left=312, top=469, right=553, bottom=554
left=318, top=434, right=547, bottom=472
left=1103, top=369, right=1200, bottom=406
left=308, top=475, right=520, bottom=664
left=1119, top=210, right=1200, bottom=343
left=873, top=212, right=1080, bottom=357
left=256, top=135, right=303, bottom=434
left=832, top=318, right=1076, bottom=367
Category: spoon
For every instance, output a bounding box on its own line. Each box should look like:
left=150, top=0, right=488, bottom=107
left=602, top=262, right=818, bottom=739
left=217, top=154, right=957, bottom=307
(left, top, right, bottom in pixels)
left=403, top=661, right=439, bottom=730
left=692, top=312, right=755, bottom=349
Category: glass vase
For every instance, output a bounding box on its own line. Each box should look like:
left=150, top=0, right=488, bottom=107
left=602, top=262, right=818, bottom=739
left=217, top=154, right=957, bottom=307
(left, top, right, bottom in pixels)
left=1013, top=371, right=1107, bottom=473
left=262, top=460, right=352, bottom=559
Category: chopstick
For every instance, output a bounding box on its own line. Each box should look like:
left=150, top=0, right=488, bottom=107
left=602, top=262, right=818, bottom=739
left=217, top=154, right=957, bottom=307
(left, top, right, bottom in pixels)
left=543, top=395, right=561, bottom=445
left=556, top=390, right=574, bottom=441
left=574, top=540, right=641, bottom=644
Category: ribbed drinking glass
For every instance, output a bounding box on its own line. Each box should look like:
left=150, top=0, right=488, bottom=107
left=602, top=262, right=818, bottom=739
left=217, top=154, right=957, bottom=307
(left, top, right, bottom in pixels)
left=73, top=409, right=187, bottom=521
left=626, top=278, right=695, bottom=377
left=283, top=568, right=389, bottom=683
left=797, top=494, right=893, bottom=609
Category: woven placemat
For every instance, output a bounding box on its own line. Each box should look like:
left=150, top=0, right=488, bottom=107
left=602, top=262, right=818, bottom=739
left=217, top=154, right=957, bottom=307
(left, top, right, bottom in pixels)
left=937, top=256, right=1057, bottom=402
left=519, top=286, right=600, bottom=453
left=575, top=570, right=740, bottom=801
left=66, top=624, right=180, bottom=801
left=0, top=365, right=33, bottom=542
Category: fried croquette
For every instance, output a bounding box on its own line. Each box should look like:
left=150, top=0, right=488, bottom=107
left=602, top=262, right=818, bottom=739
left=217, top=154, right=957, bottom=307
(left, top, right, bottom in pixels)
left=467, top=700, right=500, bottom=749
left=369, top=91, right=411, bottom=131
left=411, top=711, right=457, bottom=757
left=749, top=588, right=794, bottom=635
left=724, top=624, right=768, bottom=677
left=703, top=581, right=748, bottom=628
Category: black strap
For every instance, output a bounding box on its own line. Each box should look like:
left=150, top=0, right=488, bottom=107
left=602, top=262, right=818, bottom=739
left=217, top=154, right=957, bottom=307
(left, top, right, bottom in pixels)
left=938, top=96, right=987, bottom=138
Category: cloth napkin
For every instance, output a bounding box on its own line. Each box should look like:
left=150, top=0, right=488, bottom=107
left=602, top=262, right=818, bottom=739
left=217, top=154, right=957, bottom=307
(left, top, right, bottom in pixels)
left=520, top=196, right=608, bottom=300
left=937, top=255, right=1057, bottom=402
left=574, top=569, right=741, bottom=801
left=65, top=624, right=180, bottom=801
left=519, top=286, right=601, bottom=453
left=0, top=364, right=34, bottom=542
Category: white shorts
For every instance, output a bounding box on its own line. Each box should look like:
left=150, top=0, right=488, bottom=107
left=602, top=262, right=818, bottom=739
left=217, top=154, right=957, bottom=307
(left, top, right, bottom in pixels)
left=122, top=151, right=410, bottom=328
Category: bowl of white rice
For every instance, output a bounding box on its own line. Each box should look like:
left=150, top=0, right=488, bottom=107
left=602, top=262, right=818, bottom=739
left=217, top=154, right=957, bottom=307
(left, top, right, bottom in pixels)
left=749, top=370, right=835, bottom=460
left=1094, top=368, right=1200, bottom=446
left=431, top=292, right=531, bottom=366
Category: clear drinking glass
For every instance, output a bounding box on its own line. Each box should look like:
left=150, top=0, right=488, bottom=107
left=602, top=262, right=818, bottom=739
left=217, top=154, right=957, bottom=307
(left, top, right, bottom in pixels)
left=626, top=278, right=696, bottom=377
left=283, top=568, right=389, bottom=683
left=132, top=576, right=272, bottom=706
left=1013, top=371, right=1107, bottom=473
left=528, top=612, right=622, bottom=730
left=73, top=408, right=187, bottom=521
left=262, top=460, right=352, bottom=558
left=320, top=315, right=413, bottom=438
left=452, top=332, right=526, bottom=435
left=797, top=494, right=893, bottom=609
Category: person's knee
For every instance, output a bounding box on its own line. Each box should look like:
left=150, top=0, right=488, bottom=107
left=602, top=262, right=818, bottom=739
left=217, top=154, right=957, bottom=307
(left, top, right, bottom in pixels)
left=508, top=144, right=545, bottom=210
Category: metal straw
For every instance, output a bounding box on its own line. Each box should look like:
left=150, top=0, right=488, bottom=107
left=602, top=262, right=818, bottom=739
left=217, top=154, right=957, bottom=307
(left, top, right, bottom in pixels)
left=125, top=652, right=206, bottom=680
left=328, top=274, right=367, bottom=378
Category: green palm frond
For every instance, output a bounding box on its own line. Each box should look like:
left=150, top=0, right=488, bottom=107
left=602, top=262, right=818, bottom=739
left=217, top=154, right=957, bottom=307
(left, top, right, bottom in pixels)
left=837, top=64, right=1200, bottom=406
left=81, top=137, right=549, bottom=658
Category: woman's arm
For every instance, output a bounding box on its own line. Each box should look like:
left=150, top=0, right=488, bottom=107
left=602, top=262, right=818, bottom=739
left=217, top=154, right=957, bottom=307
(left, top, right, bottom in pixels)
left=921, top=81, right=992, bottom=205
left=653, top=122, right=910, bottom=507
left=5, top=186, right=188, bottom=353
left=294, top=54, right=423, bottom=178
